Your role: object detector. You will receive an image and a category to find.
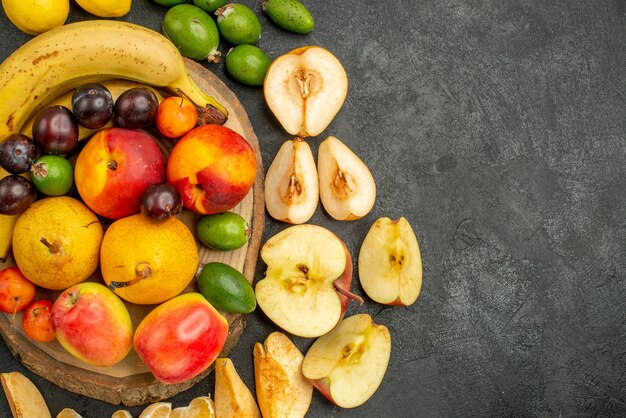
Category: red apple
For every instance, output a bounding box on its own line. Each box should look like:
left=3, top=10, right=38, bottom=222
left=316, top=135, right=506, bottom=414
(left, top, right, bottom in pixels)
left=74, top=127, right=165, bottom=219
left=51, top=282, right=133, bottom=367
left=133, top=293, right=229, bottom=384
left=255, top=224, right=362, bottom=338
left=0, top=267, right=36, bottom=314
left=22, top=299, right=55, bottom=342
left=166, top=125, right=256, bottom=215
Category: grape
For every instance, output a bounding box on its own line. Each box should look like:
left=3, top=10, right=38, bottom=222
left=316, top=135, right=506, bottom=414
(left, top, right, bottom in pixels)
left=140, top=182, right=182, bottom=220
left=32, top=106, right=79, bottom=154
left=0, top=175, right=36, bottom=215
left=0, top=134, right=38, bottom=174
left=72, top=83, right=114, bottom=129
left=114, top=88, right=159, bottom=129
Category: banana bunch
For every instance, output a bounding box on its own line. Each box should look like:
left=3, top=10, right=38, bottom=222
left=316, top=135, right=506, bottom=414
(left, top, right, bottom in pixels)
left=0, top=20, right=228, bottom=143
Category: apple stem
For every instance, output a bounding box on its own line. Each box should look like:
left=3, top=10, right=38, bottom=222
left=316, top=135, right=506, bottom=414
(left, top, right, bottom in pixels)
left=333, top=282, right=364, bottom=305
left=107, top=161, right=117, bottom=171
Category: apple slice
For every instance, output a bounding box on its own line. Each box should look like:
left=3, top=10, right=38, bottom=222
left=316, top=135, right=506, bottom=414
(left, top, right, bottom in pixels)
left=264, top=46, right=348, bottom=138
left=265, top=138, right=318, bottom=224
left=302, top=314, right=391, bottom=409
left=358, top=217, right=422, bottom=305
left=1, top=371, right=51, bottom=418
left=255, top=224, right=361, bottom=338
left=214, top=358, right=261, bottom=418
left=254, top=332, right=313, bottom=418
left=317, top=136, right=376, bottom=221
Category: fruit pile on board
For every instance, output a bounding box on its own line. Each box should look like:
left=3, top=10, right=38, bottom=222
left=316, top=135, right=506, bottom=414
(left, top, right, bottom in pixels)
left=0, top=1, right=425, bottom=417
left=0, top=19, right=257, bottom=386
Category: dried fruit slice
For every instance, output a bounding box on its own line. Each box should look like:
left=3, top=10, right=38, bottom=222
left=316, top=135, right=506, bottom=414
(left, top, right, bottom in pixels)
left=1, top=371, right=51, bottom=418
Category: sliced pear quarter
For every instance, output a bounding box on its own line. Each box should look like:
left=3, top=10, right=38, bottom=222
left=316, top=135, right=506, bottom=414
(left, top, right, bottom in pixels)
left=214, top=358, right=261, bottom=418
left=318, top=136, right=376, bottom=220
left=264, top=46, right=348, bottom=137
left=265, top=138, right=319, bottom=224
left=302, top=314, right=391, bottom=409
left=359, top=217, right=422, bottom=305
left=1, top=372, right=51, bottom=418
left=256, top=224, right=348, bottom=337
left=254, top=332, right=313, bottom=418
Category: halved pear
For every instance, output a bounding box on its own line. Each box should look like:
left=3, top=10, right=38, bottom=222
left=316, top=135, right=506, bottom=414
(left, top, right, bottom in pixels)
left=318, top=136, right=376, bottom=221
left=1, top=371, right=51, bottom=418
left=214, top=358, right=261, bottom=418
left=255, top=224, right=361, bottom=338
left=358, top=217, right=422, bottom=305
left=302, top=314, right=391, bottom=409
left=254, top=332, right=313, bottom=418
left=265, top=138, right=318, bottom=224
left=264, top=46, right=348, bottom=138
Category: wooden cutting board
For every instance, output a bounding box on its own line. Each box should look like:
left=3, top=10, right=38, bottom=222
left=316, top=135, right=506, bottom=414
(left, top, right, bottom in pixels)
left=0, top=59, right=265, bottom=407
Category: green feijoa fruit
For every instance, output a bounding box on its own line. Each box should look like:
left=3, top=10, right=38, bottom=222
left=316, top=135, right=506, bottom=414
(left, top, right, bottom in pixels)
left=225, top=45, right=272, bottom=86
left=192, top=0, right=227, bottom=13
left=163, top=4, right=221, bottom=62
left=197, top=262, right=256, bottom=314
left=263, top=0, right=314, bottom=34
left=151, top=0, right=187, bottom=7
left=196, top=211, right=249, bottom=251
left=215, top=4, right=262, bottom=45
left=30, top=155, right=73, bottom=196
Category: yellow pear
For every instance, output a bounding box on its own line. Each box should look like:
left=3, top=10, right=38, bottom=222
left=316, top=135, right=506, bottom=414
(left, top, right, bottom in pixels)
left=12, top=197, right=103, bottom=290
left=100, top=214, right=198, bottom=305
left=74, top=0, right=131, bottom=17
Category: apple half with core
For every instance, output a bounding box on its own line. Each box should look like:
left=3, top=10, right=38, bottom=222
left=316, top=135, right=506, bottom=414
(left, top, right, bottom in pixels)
left=264, top=138, right=318, bottom=224
left=133, top=293, right=228, bottom=384
left=51, top=282, right=133, bottom=367
left=255, top=224, right=362, bottom=338
left=264, top=46, right=348, bottom=138
left=167, top=124, right=257, bottom=214
left=74, top=127, right=165, bottom=220
left=318, top=136, right=376, bottom=221
left=302, top=314, right=391, bottom=409
left=358, top=216, right=422, bottom=305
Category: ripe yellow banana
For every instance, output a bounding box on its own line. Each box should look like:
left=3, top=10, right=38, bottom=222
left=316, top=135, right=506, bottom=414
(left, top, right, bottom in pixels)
left=0, top=168, right=21, bottom=263
left=20, top=80, right=165, bottom=142
left=0, top=20, right=228, bottom=142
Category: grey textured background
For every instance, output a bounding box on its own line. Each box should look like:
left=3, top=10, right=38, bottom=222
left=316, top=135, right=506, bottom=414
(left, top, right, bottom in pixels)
left=1, top=0, right=625, bottom=417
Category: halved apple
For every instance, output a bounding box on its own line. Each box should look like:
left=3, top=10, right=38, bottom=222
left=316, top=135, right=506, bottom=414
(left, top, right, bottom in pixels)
left=214, top=358, right=261, bottom=418
left=264, top=46, right=348, bottom=138
left=318, top=136, right=376, bottom=221
left=265, top=138, right=318, bottom=224
left=254, top=332, right=313, bottom=418
left=1, top=371, right=51, bottom=418
left=255, top=224, right=362, bottom=338
left=302, top=314, right=391, bottom=409
left=358, top=217, right=422, bottom=305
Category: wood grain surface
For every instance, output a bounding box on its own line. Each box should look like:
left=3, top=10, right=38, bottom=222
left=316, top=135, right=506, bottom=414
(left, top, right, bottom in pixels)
left=0, top=59, right=265, bottom=406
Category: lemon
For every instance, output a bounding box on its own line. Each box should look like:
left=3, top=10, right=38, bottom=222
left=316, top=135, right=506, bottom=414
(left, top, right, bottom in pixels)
left=75, top=0, right=131, bottom=17
left=1, top=0, right=69, bottom=35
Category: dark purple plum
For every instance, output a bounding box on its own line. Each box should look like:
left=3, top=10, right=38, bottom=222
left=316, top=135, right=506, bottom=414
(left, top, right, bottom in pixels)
left=0, top=175, right=36, bottom=215
left=140, top=182, right=183, bottom=220
left=72, top=83, right=114, bottom=129
left=0, top=134, right=38, bottom=174
left=114, top=88, right=159, bottom=129
left=32, top=106, right=79, bottom=154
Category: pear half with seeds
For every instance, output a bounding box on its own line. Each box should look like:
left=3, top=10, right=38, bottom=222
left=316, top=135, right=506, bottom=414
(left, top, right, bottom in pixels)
left=265, top=138, right=318, bottom=224
left=264, top=46, right=348, bottom=138
left=318, top=136, right=376, bottom=221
